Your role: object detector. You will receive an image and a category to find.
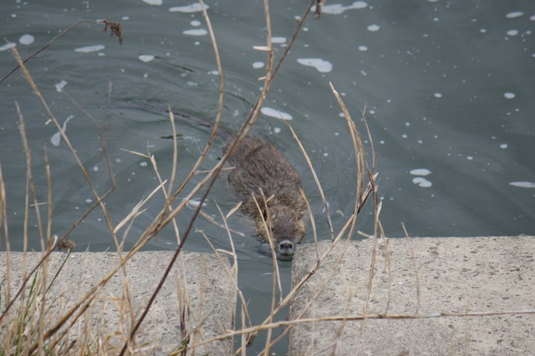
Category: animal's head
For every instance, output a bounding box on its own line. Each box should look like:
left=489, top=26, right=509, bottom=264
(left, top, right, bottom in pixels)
left=256, top=204, right=305, bottom=260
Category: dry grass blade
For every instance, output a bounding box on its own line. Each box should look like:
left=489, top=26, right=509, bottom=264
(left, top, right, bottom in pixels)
left=181, top=307, right=535, bottom=347
left=1, top=19, right=122, bottom=84
left=10, top=46, right=118, bottom=250
left=287, top=123, right=334, bottom=240
left=300, top=188, right=319, bottom=261
left=15, top=102, right=45, bottom=251
left=402, top=222, right=421, bottom=314
left=113, top=180, right=167, bottom=234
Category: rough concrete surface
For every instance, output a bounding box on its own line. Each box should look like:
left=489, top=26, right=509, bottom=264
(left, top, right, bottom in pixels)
left=289, top=236, right=535, bottom=356
left=0, top=251, right=236, bottom=355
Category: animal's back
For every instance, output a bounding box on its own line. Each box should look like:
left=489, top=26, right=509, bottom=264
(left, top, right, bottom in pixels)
left=224, top=137, right=306, bottom=258
left=225, top=137, right=301, bottom=198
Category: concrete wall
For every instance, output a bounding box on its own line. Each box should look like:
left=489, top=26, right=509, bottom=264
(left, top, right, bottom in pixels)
left=289, top=236, right=535, bottom=355
left=0, top=251, right=236, bottom=355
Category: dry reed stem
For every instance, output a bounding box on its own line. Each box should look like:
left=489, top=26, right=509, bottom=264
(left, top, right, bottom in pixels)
left=300, top=188, right=320, bottom=261
left=328, top=82, right=383, bottom=356
left=199, top=207, right=255, bottom=349
left=146, top=112, right=184, bottom=245
left=188, top=307, right=535, bottom=350
left=0, top=163, right=11, bottom=306
left=10, top=47, right=119, bottom=249
left=165, top=0, right=225, bottom=203
left=287, top=123, right=334, bottom=240
left=15, top=102, right=43, bottom=251
left=0, top=19, right=122, bottom=85
left=402, top=222, right=421, bottom=314
left=121, top=0, right=317, bottom=350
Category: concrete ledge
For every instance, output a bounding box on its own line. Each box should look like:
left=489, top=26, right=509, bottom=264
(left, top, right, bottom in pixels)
left=289, top=236, right=535, bottom=355
left=1, top=251, right=236, bottom=355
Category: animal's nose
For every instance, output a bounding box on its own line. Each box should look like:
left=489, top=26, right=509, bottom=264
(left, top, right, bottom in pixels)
left=278, top=239, right=295, bottom=256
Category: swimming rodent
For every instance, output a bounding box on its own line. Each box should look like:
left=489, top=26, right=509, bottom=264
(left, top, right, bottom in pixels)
left=223, top=136, right=306, bottom=259
left=119, top=104, right=306, bottom=258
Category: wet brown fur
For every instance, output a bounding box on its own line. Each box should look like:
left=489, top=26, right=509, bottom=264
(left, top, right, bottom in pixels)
left=224, top=137, right=306, bottom=248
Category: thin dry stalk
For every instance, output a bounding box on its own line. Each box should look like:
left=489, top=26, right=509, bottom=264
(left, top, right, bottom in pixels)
left=119, top=0, right=315, bottom=350
left=402, top=222, right=421, bottom=314
left=252, top=193, right=283, bottom=356
left=235, top=213, right=363, bottom=352
left=190, top=307, right=535, bottom=349
left=328, top=82, right=384, bottom=355
left=196, top=208, right=246, bottom=238
left=382, top=237, right=393, bottom=315
left=328, top=82, right=368, bottom=239
left=15, top=102, right=44, bottom=251
left=0, top=19, right=122, bottom=84
left=198, top=206, right=254, bottom=348
left=287, top=123, right=334, bottom=240
left=267, top=237, right=353, bottom=352
left=113, top=179, right=167, bottom=235
left=44, top=149, right=53, bottom=248
left=166, top=0, right=225, bottom=202
left=10, top=47, right=119, bottom=250
left=166, top=108, right=179, bottom=204
left=63, top=90, right=116, bottom=191
left=300, top=188, right=319, bottom=261
left=0, top=163, right=11, bottom=304
left=354, top=199, right=382, bottom=353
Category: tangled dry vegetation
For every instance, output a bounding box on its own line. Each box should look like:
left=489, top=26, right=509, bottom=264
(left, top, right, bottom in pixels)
left=0, top=0, right=383, bottom=354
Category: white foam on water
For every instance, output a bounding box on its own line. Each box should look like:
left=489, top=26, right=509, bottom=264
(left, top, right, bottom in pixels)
left=50, top=115, right=74, bottom=146
left=187, top=198, right=206, bottom=207
left=412, top=177, right=432, bottom=188
left=190, top=20, right=201, bottom=26
left=296, top=58, right=333, bottom=73
left=19, top=34, right=34, bottom=45
left=410, top=168, right=432, bottom=176
left=252, top=61, right=264, bottom=69
left=367, top=24, right=380, bottom=32
left=0, top=43, right=16, bottom=51
left=183, top=29, right=207, bottom=36
left=506, top=11, right=524, bottom=19
left=504, top=92, right=516, bottom=99
left=169, top=3, right=207, bottom=13
left=55, top=79, right=67, bottom=93
left=271, top=36, right=286, bottom=44
left=509, top=181, right=535, bottom=188
left=260, top=107, right=293, bottom=120
left=74, top=44, right=105, bottom=53
left=358, top=45, right=368, bottom=51
left=434, top=92, right=443, bottom=98
left=142, top=0, right=162, bottom=5
left=506, top=29, right=519, bottom=36
left=499, top=143, right=508, bottom=149
left=320, top=1, right=367, bottom=15
left=138, top=54, right=155, bottom=63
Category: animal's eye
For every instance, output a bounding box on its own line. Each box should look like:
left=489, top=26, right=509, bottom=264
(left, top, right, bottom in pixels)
left=262, top=209, right=268, bottom=220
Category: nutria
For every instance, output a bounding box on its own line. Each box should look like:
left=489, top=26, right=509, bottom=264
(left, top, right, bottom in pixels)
left=224, top=136, right=306, bottom=259
left=118, top=103, right=306, bottom=258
